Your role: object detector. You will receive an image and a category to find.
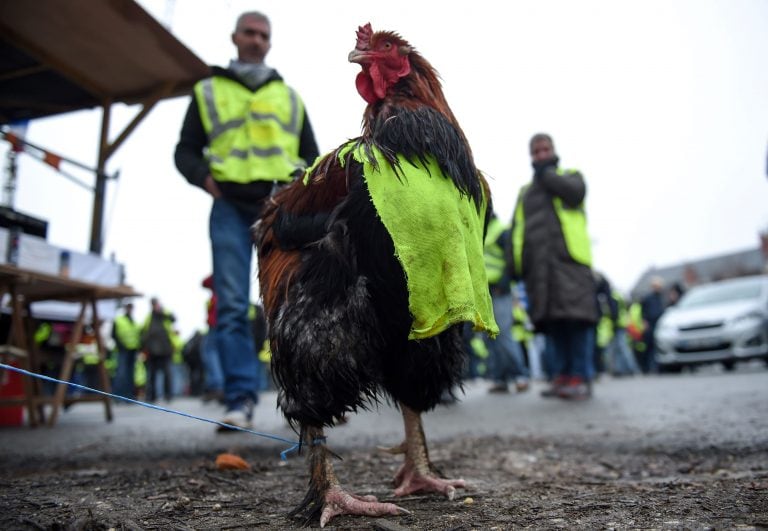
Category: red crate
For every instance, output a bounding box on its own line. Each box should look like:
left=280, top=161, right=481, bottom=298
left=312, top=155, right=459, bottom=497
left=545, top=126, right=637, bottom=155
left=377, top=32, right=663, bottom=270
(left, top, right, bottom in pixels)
left=0, top=363, right=25, bottom=426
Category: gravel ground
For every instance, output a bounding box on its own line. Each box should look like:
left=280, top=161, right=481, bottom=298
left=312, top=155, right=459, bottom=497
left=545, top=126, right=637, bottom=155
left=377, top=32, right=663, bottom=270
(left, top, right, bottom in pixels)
left=1, top=432, right=767, bottom=530
left=1, top=366, right=767, bottom=529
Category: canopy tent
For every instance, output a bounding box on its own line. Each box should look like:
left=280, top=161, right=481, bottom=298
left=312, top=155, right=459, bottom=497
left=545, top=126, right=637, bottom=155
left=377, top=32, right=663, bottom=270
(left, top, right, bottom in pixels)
left=0, top=0, right=210, bottom=253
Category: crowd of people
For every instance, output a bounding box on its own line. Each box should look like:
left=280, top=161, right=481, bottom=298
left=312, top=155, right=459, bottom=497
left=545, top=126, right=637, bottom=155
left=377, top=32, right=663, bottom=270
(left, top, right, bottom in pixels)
left=97, top=292, right=272, bottom=408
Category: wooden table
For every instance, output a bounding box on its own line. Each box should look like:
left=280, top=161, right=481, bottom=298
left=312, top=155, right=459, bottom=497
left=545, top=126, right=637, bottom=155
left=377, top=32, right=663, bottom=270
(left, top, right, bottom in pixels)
left=0, top=264, right=140, bottom=427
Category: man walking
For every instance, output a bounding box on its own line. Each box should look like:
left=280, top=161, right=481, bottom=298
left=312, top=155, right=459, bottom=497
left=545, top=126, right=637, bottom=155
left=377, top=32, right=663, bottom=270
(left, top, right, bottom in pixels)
left=174, top=11, right=319, bottom=428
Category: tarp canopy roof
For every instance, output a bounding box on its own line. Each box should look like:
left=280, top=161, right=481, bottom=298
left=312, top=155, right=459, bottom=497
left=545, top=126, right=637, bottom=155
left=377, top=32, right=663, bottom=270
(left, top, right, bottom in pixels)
left=0, top=0, right=210, bottom=253
left=0, top=0, right=210, bottom=124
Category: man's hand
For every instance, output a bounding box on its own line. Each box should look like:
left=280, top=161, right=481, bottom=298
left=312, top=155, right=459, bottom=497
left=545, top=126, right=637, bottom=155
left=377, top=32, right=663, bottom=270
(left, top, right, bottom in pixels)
left=204, top=175, right=222, bottom=198
left=532, top=156, right=559, bottom=178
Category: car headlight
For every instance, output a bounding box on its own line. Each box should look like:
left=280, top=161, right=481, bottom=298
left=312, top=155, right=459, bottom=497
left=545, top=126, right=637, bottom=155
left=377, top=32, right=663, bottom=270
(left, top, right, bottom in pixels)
left=729, top=311, right=764, bottom=326
left=655, top=322, right=675, bottom=338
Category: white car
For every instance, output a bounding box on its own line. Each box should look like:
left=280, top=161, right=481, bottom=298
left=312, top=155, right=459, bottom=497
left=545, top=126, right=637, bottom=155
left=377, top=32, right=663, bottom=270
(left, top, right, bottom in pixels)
left=654, top=274, right=768, bottom=371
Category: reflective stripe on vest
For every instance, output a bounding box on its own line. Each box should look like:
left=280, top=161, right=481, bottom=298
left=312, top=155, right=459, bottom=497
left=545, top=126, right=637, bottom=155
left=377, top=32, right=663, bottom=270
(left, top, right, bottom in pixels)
left=484, top=217, right=508, bottom=284
left=195, top=77, right=304, bottom=184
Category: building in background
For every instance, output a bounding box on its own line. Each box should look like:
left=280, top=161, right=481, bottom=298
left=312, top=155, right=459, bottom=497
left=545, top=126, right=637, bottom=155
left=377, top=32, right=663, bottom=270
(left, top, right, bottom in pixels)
left=631, top=231, right=768, bottom=300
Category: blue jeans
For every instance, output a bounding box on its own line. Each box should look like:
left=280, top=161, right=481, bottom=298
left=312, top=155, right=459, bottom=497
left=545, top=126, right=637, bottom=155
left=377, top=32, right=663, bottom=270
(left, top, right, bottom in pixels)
left=540, top=334, right=557, bottom=381
left=171, top=362, right=187, bottom=397
left=201, top=328, right=224, bottom=392
left=641, top=325, right=659, bottom=374
left=484, top=293, right=529, bottom=384
left=113, top=348, right=137, bottom=400
left=547, top=321, right=595, bottom=381
left=145, top=356, right=172, bottom=402
left=210, top=198, right=261, bottom=409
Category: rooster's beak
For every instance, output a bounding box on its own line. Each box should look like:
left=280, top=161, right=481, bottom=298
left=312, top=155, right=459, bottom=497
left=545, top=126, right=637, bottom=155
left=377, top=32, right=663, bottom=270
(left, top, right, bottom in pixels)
left=348, top=49, right=369, bottom=64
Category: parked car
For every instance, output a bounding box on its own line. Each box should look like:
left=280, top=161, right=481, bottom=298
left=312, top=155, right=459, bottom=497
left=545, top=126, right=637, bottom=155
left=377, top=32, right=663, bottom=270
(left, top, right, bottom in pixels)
left=654, top=274, right=768, bottom=371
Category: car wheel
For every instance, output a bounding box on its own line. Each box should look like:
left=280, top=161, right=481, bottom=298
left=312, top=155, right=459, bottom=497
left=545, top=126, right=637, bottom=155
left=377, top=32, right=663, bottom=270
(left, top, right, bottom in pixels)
left=722, top=360, right=736, bottom=371
left=659, top=364, right=682, bottom=374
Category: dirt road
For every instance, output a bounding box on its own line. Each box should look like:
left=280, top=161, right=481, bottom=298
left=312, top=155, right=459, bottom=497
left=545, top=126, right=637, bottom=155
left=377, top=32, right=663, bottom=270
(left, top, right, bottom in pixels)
left=1, top=365, right=766, bottom=529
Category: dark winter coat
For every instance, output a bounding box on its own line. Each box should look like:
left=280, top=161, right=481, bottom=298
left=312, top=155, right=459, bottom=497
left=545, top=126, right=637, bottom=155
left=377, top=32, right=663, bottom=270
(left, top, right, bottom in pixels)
left=509, top=167, right=598, bottom=329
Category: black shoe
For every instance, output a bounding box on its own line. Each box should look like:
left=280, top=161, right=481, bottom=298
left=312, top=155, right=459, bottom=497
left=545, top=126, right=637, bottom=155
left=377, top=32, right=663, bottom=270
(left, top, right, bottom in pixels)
left=202, top=389, right=224, bottom=404
left=488, top=383, right=510, bottom=394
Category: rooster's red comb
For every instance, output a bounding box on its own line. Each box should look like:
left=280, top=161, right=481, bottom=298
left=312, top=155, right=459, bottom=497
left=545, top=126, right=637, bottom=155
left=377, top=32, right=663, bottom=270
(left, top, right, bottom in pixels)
left=355, top=23, right=373, bottom=50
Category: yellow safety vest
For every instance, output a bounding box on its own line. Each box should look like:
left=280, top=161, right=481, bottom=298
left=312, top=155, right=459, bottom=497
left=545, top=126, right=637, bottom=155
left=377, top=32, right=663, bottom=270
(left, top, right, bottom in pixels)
left=77, top=342, right=100, bottom=366
left=512, top=172, right=592, bottom=276
left=171, top=332, right=184, bottom=365
left=134, top=358, right=147, bottom=387
left=628, top=302, right=646, bottom=352
left=34, top=322, right=52, bottom=345
left=334, top=142, right=498, bottom=340
left=483, top=217, right=509, bottom=285
left=512, top=303, right=533, bottom=343
left=195, top=76, right=305, bottom=184
left=114, top=315, right=141, bottom=350
left=597, top=315, right=613, bottom=348
left=612, top=291, right=630, bottom=329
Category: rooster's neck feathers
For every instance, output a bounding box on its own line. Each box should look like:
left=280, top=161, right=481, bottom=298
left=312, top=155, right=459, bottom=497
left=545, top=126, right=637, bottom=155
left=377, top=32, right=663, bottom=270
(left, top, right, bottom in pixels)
left=359, top=49, right=482, bottom=208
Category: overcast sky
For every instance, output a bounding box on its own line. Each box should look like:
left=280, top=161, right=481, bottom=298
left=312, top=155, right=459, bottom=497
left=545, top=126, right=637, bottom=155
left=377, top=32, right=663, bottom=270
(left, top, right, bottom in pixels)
left=3, top=0, right=767, bottom=339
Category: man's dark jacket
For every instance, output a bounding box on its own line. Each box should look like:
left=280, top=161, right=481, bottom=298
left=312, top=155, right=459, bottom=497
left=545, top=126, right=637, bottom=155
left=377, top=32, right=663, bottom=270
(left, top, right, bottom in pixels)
left=509, top=166, right=597, bottom=330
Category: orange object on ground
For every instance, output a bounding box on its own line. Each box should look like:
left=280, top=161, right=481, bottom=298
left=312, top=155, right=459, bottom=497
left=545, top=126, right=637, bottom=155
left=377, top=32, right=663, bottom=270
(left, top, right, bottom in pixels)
left=215, top=453, right=251, bottom=470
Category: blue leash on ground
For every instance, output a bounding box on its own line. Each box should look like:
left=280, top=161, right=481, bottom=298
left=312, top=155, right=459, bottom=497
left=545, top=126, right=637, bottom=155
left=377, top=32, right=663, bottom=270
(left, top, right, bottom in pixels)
left=0, top=362, right=303, bottom=460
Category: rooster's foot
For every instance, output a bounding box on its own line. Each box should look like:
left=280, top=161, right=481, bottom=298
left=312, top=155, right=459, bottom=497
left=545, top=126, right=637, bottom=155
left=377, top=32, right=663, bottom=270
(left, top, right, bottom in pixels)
left=320, top=485, right=408, bottom=528
left=393, top=463, right=466, bottom=500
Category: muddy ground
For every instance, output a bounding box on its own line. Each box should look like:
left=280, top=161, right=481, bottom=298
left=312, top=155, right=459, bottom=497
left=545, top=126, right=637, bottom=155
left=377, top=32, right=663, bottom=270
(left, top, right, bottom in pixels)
left=1, top=432, right=766, bottom=530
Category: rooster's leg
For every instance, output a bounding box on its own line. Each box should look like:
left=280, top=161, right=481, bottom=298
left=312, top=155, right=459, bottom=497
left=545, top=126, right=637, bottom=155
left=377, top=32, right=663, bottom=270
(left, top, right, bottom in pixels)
left=389, top=404, right=466, bottom=499
left=300, top=426, right=407, bottom=528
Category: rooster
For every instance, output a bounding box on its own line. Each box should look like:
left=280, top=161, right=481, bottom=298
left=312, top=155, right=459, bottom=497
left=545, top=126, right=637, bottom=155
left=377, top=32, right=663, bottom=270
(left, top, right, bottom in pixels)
left=254, top=23, right=498, bottom=527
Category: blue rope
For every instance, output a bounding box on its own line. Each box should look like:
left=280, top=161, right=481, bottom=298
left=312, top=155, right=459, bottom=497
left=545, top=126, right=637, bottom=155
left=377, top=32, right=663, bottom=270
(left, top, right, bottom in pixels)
left=0, top=362, right=303, bottom=460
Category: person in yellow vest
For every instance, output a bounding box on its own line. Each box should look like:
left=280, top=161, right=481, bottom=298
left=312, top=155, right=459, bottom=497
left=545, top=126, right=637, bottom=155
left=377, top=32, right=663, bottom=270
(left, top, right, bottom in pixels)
left=510, top=133, right=598, bottom=400
left=595, top=307, right=613, bottom=375
left=606, top=289, right=640, bottom=376
left=111, top=302, right=141, bottom=400
left=76, top=324, right=101, bottom=394
left=593, top=272, right=614, bottom=377
left=141, top=297, right=176, bottom=403
left=134, top=354, right=147, bottom=400
left=626, top=300, right=647, bottom=368
left=174, top=11, right=319, bottom=430
left=169, top=328, right=186, bottom=397
left=511, top=287, right=536, bottom=376
left=483, top=212, right=529, bottom=393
